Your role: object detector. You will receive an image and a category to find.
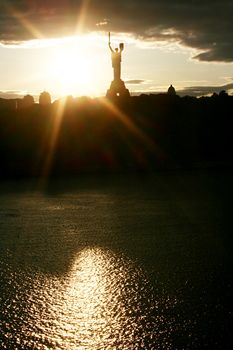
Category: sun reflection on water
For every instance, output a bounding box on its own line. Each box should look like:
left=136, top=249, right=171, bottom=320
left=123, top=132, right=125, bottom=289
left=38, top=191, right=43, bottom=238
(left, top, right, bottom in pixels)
left=1, top=248, right=173, bottom=349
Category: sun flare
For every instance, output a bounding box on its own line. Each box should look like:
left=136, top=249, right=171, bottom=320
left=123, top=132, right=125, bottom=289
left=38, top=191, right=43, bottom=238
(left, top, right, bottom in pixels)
left=44, top=36, right=107, bottom=97
left=51, top=48, right=93, bottom=95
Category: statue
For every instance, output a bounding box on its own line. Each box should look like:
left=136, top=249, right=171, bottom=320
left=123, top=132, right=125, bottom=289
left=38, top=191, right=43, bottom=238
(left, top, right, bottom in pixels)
left=106, top=32, right=130, bottom=98
left=108, top=32, right=124, bottom=81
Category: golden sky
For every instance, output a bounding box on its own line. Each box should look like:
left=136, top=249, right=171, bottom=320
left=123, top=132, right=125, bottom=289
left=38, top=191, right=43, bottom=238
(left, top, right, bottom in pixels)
left=0, top=1, right=233, bottom=99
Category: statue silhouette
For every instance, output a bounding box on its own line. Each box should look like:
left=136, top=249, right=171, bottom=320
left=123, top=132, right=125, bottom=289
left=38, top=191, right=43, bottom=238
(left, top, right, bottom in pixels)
left=108, top=39, right=123, bottom=81
left=106, top=32, right=130, bottom=98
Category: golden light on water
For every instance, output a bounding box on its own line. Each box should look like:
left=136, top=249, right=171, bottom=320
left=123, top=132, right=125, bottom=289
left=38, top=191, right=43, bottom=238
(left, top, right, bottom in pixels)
left=24, top=247, right=171, bottom=349
left=0, top=191, right=178, bottom=349
left=44, top=248, right=133, bottom=349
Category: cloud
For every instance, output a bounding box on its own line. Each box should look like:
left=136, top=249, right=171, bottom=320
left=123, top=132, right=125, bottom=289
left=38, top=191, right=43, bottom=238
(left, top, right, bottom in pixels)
left=125, top=79, right=145, bottom=85
left=146, top=83, right=233, bottom=97
left=130, top=80, right=233, bottom=97
left=0, top=90, right=25, bottom=99
left=0, top=1, right=233, bottom=62
left=177, top=83, right=233, bottom=97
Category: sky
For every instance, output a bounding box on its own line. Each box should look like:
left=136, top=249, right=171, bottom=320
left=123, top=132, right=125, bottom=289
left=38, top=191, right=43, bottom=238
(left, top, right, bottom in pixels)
left=0, top=0, right=233, bottom=100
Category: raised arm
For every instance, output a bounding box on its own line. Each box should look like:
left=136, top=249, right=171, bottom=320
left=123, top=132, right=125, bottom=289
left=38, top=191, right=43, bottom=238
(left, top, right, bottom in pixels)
left=108, top=41, right=114, bottom=53
left=108, top=32, right=114, bottom=52
left=119, top=43, right=124, bottom=52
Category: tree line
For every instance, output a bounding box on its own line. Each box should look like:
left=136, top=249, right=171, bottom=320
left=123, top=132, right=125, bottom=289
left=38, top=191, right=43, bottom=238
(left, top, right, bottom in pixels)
left=0, top=92, right=232, bottom=177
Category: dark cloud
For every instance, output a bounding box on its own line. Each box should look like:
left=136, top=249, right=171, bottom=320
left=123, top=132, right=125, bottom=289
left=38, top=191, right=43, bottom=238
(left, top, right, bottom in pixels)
left=144, top=82, right=233, bottom=97
left=0, top=1, right=233, bottom=62
left=178, top=83, right=233, bottom=97
left=125, top=79, right=145, bottom=85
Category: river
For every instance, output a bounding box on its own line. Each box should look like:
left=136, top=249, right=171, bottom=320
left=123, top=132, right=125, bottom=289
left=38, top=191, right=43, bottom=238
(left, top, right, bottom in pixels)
left=0, top=170, right=232, bottom=349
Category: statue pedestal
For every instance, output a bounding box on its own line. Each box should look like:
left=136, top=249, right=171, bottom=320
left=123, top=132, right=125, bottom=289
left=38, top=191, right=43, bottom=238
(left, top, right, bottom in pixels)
left=106, top=79, right=130, bottom=98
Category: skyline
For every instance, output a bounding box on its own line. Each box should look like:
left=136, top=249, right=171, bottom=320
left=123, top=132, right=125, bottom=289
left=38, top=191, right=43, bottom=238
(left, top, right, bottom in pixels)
left=0, top=1, right=233, bottom=99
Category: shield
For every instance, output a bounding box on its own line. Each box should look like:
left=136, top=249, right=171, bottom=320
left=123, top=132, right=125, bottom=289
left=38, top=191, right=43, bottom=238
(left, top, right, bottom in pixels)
left=119, top=43, right=124, bottom=51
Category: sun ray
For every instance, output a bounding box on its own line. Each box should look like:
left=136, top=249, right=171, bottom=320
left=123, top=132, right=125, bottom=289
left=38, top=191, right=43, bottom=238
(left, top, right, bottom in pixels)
left=3, top=2, right=43, bottom=41
left=100, top=98, right=163, bottom=155
left=98, top=97, right=167, bottom=167
left=39, top=97, right=67, bottom=186
left=74, top=0, right=91, bottom=35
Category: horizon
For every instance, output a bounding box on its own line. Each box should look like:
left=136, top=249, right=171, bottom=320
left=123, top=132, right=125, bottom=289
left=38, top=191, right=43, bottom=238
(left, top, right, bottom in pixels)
left=0, top=84, right=232, bottom=104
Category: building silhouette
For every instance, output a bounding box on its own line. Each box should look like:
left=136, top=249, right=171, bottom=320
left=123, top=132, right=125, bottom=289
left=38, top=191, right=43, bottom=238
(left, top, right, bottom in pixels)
left=39, top=91, right=51, bottom=105
left=167, top=84, right=176, bottom=95
left=21, top=94, right=34, bottom=108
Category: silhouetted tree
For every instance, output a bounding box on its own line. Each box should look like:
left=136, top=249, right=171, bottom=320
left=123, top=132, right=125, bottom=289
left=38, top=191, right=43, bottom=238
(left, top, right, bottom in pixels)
left=211, top=92, right=218, bottom=99
left=219, top=90, right=228, bottom=98
left=0, top=93, right=232, bottom=177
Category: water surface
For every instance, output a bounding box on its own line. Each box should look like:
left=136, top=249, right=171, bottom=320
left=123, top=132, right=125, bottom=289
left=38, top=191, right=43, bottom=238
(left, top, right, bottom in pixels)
left=0, top=171, right=232, bottom=349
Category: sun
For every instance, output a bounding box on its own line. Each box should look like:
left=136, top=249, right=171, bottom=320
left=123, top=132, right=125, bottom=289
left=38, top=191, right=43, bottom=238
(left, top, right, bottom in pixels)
left=42, top=35, right=109, bottom=97
left=49, top=41, right=97, bottom=96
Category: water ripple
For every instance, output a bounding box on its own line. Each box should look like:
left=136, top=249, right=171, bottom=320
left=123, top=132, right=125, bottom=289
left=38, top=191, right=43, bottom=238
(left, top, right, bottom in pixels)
left=0, top=248, right=174, bottom=349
